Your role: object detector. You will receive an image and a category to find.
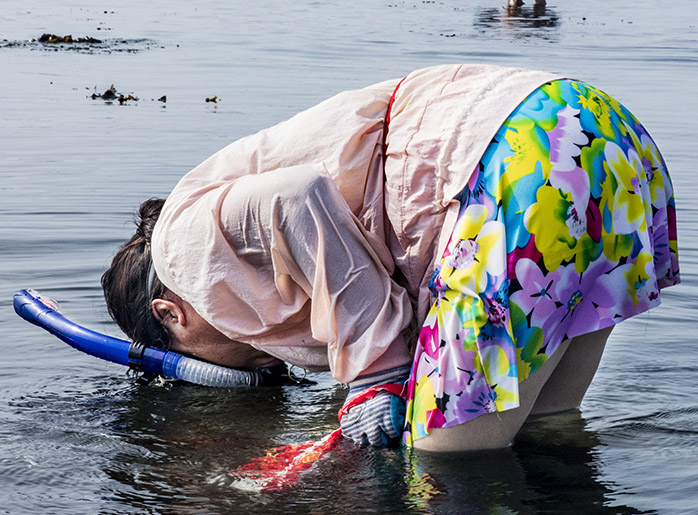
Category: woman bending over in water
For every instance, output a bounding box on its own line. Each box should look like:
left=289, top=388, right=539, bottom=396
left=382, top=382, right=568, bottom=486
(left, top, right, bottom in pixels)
left=102, top=64, right=679, bottom=452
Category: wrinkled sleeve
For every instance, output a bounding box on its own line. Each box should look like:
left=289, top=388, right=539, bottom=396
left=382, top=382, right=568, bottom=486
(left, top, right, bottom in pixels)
left=222, top=164, right=414, bottom=382
left=155, top=163, right=414, bottom=383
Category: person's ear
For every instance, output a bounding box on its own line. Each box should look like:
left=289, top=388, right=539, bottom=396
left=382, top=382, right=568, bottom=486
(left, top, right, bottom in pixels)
left=151, top=298, right=186, bottom=329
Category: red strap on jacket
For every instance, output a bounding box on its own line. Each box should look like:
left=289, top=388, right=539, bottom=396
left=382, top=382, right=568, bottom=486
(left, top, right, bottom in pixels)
left=382, top=77, right=407, bottom=158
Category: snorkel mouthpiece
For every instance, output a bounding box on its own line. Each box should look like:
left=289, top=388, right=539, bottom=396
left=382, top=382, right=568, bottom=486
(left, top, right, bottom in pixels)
left=13, top=289, right=265, bottom=387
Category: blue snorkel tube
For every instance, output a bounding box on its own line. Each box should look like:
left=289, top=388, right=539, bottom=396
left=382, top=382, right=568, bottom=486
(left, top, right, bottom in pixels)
left=13, top=289, right=269, bottom=387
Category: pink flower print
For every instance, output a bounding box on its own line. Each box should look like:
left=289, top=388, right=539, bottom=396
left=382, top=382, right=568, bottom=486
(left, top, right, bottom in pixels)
left=446, top=238, right=479, bottom=270
left=507, top=236, right=543, bottom=280
left=418, top=317, right=441, bottom=360
left=585, top=198, right=602, bottom=243
left=431, top=275, right=448, bottom=307
left=565, top=203, right=587, bottom=239
left=484, top=281, right=509, bottom=327
left=425, top=407, right=447, bottom=431
left=487, top=300, right=507, bottom=327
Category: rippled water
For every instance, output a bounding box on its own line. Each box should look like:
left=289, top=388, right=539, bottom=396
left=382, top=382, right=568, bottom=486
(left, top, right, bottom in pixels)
left=2, top=1, right=697, bottom=513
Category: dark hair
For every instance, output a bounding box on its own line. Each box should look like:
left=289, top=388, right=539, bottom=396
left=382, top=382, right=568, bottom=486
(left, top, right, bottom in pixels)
left=101, top=198, right=170, bottom=349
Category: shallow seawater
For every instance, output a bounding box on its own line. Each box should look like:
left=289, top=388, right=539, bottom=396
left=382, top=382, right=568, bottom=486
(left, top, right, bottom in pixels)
left=1, top=1, right=697, bottom=513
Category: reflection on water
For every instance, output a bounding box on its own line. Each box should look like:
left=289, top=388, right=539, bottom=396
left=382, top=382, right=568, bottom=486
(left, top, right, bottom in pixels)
left=474, top=3, right=560, bottom=40
left=5, top=372, right=656, bottom=513
left=403, top=411, right=653, bottom=514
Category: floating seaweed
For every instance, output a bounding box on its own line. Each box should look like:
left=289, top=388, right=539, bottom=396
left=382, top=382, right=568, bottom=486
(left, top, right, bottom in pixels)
left=91, top=84, right=139, bottom=104
left=117, top=93, right=138, bottom=105
left=36, top=33, right=103, bottom=45
left=91, top=84, right=117, bottom=100
left=0, top=34, right=158, bottom=54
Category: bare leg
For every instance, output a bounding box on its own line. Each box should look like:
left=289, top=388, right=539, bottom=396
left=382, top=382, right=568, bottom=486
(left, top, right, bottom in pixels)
left=530, top=326, right=613, bottom=415
left=412, top=338, right=572, bottom=452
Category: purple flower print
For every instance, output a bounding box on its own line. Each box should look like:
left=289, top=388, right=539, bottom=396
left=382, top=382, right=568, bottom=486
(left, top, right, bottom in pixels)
left=459, top=384, right=497, bottom=415
left=651, top=206, right=671, bottom=279
left=548, top=105, right=591, bottom=210
left=510, top=258, right=561, bottom=329
left=543, top=257, right=619, bottom=342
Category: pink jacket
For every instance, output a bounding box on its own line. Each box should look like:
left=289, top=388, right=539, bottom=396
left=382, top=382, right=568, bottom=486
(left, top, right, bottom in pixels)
left=151, top=64, right=560, bottom=383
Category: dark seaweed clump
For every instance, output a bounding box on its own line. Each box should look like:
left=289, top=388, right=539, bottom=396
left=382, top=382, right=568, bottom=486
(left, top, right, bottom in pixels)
left=91, top=84, right=139, bottom=104
left=0, top=34, right=157, bottom=54
left=37, top=33, right=103, bottom=44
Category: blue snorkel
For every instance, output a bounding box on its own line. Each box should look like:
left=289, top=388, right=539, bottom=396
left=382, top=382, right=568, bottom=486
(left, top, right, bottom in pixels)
left=13, top=289, right=271, bottom=387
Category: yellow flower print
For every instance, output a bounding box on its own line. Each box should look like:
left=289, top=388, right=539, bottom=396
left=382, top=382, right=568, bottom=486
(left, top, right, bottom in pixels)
left=587, top=84, right=628, bottom=123
left=622, top=120, right=668, bottom=204
left=503, top=117, right=552, bottom=186
left=624, top=251, right=654, bottom=307
left=525, top=186, right=599, bottom=273
left=574, top=82, right=626, bottom=141
left=478, top=344, right=518, bottom=412
left=600, top=142, right=648, bottom=236
left=443, top=204, right=506, bottom=294
left=407, top=375, right=439, bottom=442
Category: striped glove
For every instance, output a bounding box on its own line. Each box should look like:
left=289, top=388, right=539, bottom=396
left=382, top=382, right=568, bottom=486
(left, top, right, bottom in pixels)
left=340, top=366, right=410, bottom=447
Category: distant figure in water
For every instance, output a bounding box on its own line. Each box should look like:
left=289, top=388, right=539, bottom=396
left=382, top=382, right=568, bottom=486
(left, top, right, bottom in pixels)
left=508, top=0, right=546, bottom=6
left=102, top=64, right=680, bottom=452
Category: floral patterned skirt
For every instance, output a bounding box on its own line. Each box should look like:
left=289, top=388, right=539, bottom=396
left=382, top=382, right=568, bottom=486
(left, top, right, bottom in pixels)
left=403, top=79, right=680, bottom=445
